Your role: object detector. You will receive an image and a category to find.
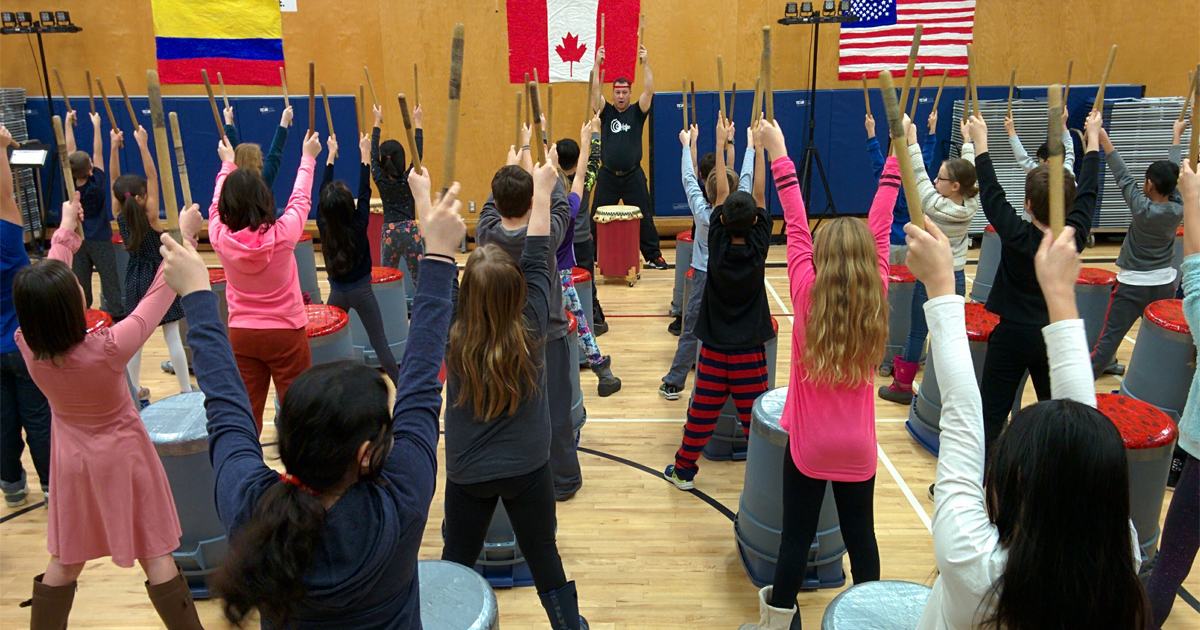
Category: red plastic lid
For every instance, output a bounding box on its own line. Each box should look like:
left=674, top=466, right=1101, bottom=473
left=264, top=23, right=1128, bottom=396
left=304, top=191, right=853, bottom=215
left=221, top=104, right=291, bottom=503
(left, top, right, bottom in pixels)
left=985, top=224, right=996, bottom=234
left=371, top=266, right=403, bottom=283
left=686, top=268, right=694, bottom=279
left=1076, top=268, right=1117, bottom=286
left=208, top=268, right=226, bottom=284
left=888, top=265, right=916, bottom=284
left=571, top=267, right=591, bottom=284
left=566, top=310, right=577, bottom=334
left=1096, top=393, right=1178, bottom=450
left=677, top=229, right=694, bottom=243
left=1145, top=299, right=1188, bottom=334
left=85, top=309, right=113, bottom=334
left=298, top=233, right=313, bottom=242
left=111, top=234, right=123, bottom=244
left=305, top=304, right=349, bottom=337
left=964, top=303, right=1000, bottom=342
left=771, top=316, right=779, bottom=335
left=1179, top=226, right=1185, bottom=237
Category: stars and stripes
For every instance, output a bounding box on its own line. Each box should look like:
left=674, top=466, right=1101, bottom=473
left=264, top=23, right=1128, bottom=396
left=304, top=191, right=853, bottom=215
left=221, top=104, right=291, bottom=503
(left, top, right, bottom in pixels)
left=838, top=0, right=976, bottom=81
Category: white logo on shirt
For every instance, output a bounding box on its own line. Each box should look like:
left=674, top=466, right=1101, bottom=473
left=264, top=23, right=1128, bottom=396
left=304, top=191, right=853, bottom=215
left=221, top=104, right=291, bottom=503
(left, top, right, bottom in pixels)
left=610, top=119, right=631, bottom=134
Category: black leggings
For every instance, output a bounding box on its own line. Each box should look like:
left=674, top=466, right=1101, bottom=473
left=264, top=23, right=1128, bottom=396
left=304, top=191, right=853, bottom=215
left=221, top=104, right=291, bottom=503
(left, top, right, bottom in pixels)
left=327, top=283, right=399, bottom=386
left=441, top=463, right=567, bottom=594
left=769, top=448, right=880, bottom=613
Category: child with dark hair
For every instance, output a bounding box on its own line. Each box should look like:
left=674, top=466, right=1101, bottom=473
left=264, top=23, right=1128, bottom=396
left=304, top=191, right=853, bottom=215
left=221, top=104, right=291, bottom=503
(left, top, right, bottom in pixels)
left=570, top=122, right=609, bottom=335
left=223, top=104, right=293, bottom=187
left=555, top=117, right=621, bottom=397
left=111, top=125, right=191, bottom=398
left=63, top=110, right=125, bottom=321
left=183, top=169, right=465, bottom=629
left=1088, top=120, right=1184, bottom=378
left=664, top=117, right=771, bottom=488
left=972, top=110, right=1103, bottom=464
left=372, top=104, right=425, bottom=288
left=1004, top=108, right=1076, bottom=174
left=659, top=119, right=755, bottom=401
left=317, top=133, right=400, bottom=386
left=865, top=109, right=937, bottom=266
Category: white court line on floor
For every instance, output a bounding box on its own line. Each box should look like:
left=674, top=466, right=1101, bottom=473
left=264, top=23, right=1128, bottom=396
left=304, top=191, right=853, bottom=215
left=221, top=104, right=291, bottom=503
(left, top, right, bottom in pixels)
left=764, top=279, right=794, bottom=324
left=878, top=444, right=933, bottom=532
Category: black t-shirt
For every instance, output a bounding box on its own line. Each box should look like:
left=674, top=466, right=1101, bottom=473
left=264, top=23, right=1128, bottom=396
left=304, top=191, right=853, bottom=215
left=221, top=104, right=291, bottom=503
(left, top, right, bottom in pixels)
left=695, top=204, right=775, bottom=350
left=599, top=101, right=649, bottom=173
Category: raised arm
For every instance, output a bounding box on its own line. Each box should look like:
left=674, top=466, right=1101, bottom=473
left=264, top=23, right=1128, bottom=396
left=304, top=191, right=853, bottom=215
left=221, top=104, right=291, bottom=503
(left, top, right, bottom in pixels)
left=637, top=45, right=654, bottom=113
left=106, top=265, right=179, bottom=366
left=866, top=114, right=886, bottom=179
left=65, top=110, right=78, bottom=155
left=519, top=124, right=534, bottom=174
left=371, top=106, right=385, bottom=183
left=738, top=125, right=754, bottom=193
left=0, top=126, right=20, bottom=225
left=90, top=113, right=104, bottom=173
left=108, top=129, right=123, bottom=196
left=680, top=128, right=709, bottom=221
left=725, top=120, right=736, bottom=170
left=872, top=156, right=901, bottom=274
left=413, top=104, right=425, bottom=165
left=590, top=50, right=604, bottom=113
left=356, top=133, right=372, bottom=222
left=584, top=114, right=601, bottom=193
left=713, top=117, right=731, bottom=207
left=1034, top=226, right=1095, bottom=406
left=969, top=115, right=1027, bottom=241
left=753, top=122, right=766, bottom=207
left=223, top=105, right=240, bottom=148
left=320, top=134, right=338, bottom=192
left=1183, top=159, right=1199, bottom=258
left=1005, top=115, right=1038, bottom=173
left=261, top=117, right=290, bottom=188
left=1065, top=111, right=1103, bottom=250
left=133, top=126, right=161, bottom=229
left=762, top=121, right=812, bottom=292
left=277, top=132, right=320, bottom=245
left=208, top=139, right=237, bottom=241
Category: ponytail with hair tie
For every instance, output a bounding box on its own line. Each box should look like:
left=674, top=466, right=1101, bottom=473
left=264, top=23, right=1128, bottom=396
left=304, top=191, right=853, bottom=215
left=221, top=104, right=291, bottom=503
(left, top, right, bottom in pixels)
left=279, top=472, right=317, bottom=495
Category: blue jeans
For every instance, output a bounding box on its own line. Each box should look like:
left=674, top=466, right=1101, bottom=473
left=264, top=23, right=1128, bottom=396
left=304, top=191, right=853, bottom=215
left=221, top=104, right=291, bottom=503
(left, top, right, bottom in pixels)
left=901, top=270, right=966, bottom=363
left=0, top=350, right=51, bottom=491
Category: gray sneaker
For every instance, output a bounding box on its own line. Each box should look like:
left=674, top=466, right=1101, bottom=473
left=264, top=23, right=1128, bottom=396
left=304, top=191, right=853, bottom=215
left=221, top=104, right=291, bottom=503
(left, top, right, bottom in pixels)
left=2, top=473, right=28, bottom=508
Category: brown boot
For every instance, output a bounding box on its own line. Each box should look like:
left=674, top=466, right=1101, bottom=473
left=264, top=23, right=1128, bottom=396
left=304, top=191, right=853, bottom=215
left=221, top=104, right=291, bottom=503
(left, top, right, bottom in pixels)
left=22, top=573, right=76, bottom=630
left=146, top=571, right=204, bottom=630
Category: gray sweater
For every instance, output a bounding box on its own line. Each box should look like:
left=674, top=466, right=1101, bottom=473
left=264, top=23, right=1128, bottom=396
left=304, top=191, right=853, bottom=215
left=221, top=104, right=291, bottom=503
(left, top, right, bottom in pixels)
left=1109, top=147, right=1184, bottom=273
left=476, top=180, right=571, bottom=341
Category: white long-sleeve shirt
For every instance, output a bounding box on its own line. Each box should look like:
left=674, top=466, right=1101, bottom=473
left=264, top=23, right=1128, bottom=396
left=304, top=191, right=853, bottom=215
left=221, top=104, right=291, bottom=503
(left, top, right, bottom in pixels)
left=916, top=296, right=1138, bottom=629
left=911, top=143, right=980, bottom=270
left=1009, top=128, right=1076, bottom=174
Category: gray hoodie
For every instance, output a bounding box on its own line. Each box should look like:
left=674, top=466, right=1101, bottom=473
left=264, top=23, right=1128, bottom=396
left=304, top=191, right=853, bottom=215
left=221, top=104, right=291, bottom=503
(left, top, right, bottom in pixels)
left=1108, top=147, right=1183, bottom=273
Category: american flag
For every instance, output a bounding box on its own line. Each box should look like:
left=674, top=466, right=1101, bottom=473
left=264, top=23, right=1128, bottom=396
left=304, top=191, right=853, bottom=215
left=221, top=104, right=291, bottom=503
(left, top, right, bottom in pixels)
left=838, top=0, right=976, bottom=80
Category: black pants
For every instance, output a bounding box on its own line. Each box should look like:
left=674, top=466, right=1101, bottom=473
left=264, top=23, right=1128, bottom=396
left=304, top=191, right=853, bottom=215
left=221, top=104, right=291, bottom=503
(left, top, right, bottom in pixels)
left=0, top=350, right=51, bottom=491
left=1090, top=281, right=1176, bottom=378
left=442, top=463, right=567, bottom=594
left=770, top=448, right=879, bottom=614
left=545, top=336, right=582, bottom=497
left=572, top=237, right=605, bottom=323
left=73, top=239, right=125, bottom=319
left=591, top=167, right=661, bottom=261
left=981, top=319, right=1053, bottom=453
left=327, top=283, right=399, bottom=386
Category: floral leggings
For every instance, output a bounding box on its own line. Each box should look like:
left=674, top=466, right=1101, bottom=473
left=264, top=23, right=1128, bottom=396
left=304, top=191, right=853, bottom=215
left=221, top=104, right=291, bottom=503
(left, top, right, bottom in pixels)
left=559, top=269, right=603, bottom=367
left=382, top=220, right=423, bottom=287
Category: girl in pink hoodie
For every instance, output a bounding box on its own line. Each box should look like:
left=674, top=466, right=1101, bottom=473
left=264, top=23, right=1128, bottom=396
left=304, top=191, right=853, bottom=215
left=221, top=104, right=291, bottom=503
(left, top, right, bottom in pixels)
left=208, top=131, right=322, bottom=432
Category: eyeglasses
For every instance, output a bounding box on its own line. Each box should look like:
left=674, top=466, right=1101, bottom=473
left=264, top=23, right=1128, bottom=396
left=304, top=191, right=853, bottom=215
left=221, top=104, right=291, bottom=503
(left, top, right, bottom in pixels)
left=935, top=175, right=952, bottom=183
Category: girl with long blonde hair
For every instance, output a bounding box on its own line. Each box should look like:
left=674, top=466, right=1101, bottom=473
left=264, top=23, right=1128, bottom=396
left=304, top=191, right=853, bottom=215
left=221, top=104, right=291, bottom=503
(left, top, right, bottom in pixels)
left=739, top=120, right=898, bottom=630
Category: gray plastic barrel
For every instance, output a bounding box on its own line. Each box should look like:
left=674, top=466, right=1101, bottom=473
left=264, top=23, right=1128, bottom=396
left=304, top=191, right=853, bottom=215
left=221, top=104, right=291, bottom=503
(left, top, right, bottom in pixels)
left=349, top=267, right=409, bottom=367
left=882, top=265, right=917, bottom=375
left=140, top=392, right=227, bottom=598
left=1076, top=268, right=1117, bottom=352
left=305, top=304, right=354, bottom=366
left=418, top=560, right=500, bottom=630
left=111, top=234, right=129, bottom=314
left=1119, top=299, right=1194, bottom=421
left=821, top=581, right=932, bottom=630
left=671, top=230, right=694, bottom=317
left=702, top=317, right=779, bottom=462
left=567, top=312, right=585, bottom=438
left=1173, top=226, right=1184, bottom=292
left=736, top=387, right=846, bottom=589
left=969, top=225, right=1000, bottom=303
left=293, top=233, right=323, bottom=304
left=1097, top=393, right=1178, bottom=573
left=907, top=303, right=1025, bottom=456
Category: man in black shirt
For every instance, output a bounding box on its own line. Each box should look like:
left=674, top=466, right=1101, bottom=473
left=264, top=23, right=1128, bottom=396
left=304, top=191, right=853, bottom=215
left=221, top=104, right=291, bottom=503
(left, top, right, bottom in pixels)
left=589, top=44, right=666, bottom=269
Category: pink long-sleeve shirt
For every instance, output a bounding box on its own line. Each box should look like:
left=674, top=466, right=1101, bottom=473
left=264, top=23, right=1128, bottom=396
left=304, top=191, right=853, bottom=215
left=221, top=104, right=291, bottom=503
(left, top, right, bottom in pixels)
left=207, top=157, right=315, bottom=330
left=777, top=155, right=899, bottom=482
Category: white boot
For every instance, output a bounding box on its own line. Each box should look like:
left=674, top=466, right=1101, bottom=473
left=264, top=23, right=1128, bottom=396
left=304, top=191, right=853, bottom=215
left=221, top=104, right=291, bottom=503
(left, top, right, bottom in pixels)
left=737, top=586, right=797, bottom=630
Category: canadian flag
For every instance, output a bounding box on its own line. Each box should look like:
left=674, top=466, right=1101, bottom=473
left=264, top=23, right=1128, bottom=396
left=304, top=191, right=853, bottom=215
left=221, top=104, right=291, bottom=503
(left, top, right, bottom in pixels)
left=507, top=0, right=641, bottom=84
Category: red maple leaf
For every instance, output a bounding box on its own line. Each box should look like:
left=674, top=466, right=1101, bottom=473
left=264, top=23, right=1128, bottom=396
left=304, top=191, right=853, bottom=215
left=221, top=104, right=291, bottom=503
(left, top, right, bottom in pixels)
left=555, top=32, right=587, bottom=77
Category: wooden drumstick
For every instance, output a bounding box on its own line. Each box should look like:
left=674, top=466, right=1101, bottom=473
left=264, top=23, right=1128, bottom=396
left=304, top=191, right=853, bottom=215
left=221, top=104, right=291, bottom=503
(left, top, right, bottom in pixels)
left=861, top=75, right=870, bottom=114
left=443, top=24, right=465, bottom=193
left=762, top=26, right=773, bottom=120
left=730, top=81, right=737, bottom=122
left=1093, top=45, right=1117, bottom=112
left=201, top=70, right=225, bottom=140
left=413, top=62, right=420, bottom=107
left=398, top=94, right=422, bottom=173
left=1181, top=70, right=1197, bottom=123
left=364, top=65, right=379, bottom=107
left=897, top=24, right=923, bottom=115
left=681, top=78, right=689, bottom=132
left=1063, top=59, right=1074, bottom=103
left=308, top=61, right=316, bottom=132
left=95, top=78, right=118, bottom=130
left=85, top=70, right=95, bottom=116
left=691, top=80, right=697, bottom=127
left=281, top=67, right=290, bottom=108
left=751, top=76, right=761, bottom=125
left=717, top=56, right=727, bottom=121
left=524, top=72, right=531, bottom=125
left=909, top=67, right=925, bottom=121
left=601, top=14, right=606, bottom=63
left=1046, top=84, right=1066, bottom=237
left=965, top=44, right=980, bottom=118
left=51, top=115, right=83, bottom=236
left=358, top=84, right=365, bottom=134
left=529, top=81, right=546, bottom=165
left=168, top=112, right=192, bottom=208
left=321, top=84, right=333, bottom=136
left=52, top=68, right=75, bottom=123
left=636, top=14, right=645, bottom=65
left=116, top=74, right=138, bottom=125
left=547, top=84, right=554, bottom=143
left=217, top=71, right=230, bottom=109
left=931, top=70, right=947, bottom=115
left=1006, top=68, right=1017, bottom=119
left=515, top=91, right=523, bottom=148
left=879, top=70, right=924, bottom=230
left=1190, top=66, right=1200, bottom=164
left=146, top=70, right=181, bottom=243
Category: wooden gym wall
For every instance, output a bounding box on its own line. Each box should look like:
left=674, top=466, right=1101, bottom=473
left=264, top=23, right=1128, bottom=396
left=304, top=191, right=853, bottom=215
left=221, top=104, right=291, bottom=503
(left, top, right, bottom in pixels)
left=2, top=0, right=1196, bottom=207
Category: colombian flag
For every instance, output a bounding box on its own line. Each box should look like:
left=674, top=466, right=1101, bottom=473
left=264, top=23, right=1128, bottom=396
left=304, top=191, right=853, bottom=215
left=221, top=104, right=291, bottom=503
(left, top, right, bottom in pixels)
left=152, top=0, right=284, bottom=86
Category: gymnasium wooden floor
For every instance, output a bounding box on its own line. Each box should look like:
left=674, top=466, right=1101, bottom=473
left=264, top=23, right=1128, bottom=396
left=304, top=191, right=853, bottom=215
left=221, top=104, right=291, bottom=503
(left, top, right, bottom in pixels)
left=2, top=238, right=1198, bottom=629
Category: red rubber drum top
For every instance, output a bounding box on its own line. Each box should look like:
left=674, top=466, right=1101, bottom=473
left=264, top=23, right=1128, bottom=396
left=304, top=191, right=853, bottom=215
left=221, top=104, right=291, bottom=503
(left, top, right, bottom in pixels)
left=566, top=310, right=577, bottom=335
left=371, top=266, right=403, bottom=283
left=298, top=233, right=313, bottom=242
left=1096, top=393, right=1178, bottom=450
left=964, top=303, right=1000, bottom=342
left=1076, top=268, right=1116, bottom=286
left=85, top=309, right=113, bottom=334
left=571, top=267, right=591, bottom=284
left=208, top=268, right=226, bottom=284
left=305, top=304, right=349, bottom=338
left=1145, top=299, right=1188, bottom=335
left=888, top=265, right=916, bottom=284
left=677, top=230, right=694, bottom=243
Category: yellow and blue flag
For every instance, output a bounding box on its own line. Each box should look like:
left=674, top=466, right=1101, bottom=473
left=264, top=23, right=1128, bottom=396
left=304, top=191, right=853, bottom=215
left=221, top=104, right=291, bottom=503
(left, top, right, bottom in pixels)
left=152, top=0, right=284, bottom=85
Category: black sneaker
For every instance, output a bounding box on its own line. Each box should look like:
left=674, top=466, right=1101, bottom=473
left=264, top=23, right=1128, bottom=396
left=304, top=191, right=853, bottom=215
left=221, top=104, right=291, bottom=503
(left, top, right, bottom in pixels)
left=667, top=315, right=682, bottom=336
left=646, top=257, right=669, bottom=270
left=927, top=483, right=935, bottom=501
left=1167, top=456, right=1185, bottom=490
left=592, top=318, right=609, bottom=336
left=659, top=383, right=681, bottom=400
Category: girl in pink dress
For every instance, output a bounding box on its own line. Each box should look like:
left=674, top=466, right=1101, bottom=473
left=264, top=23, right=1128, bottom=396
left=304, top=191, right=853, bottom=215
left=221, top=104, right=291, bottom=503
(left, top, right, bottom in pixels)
left=13, top=195, right=205, bottom=629
left=739, top=119, right=898, bottom=630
